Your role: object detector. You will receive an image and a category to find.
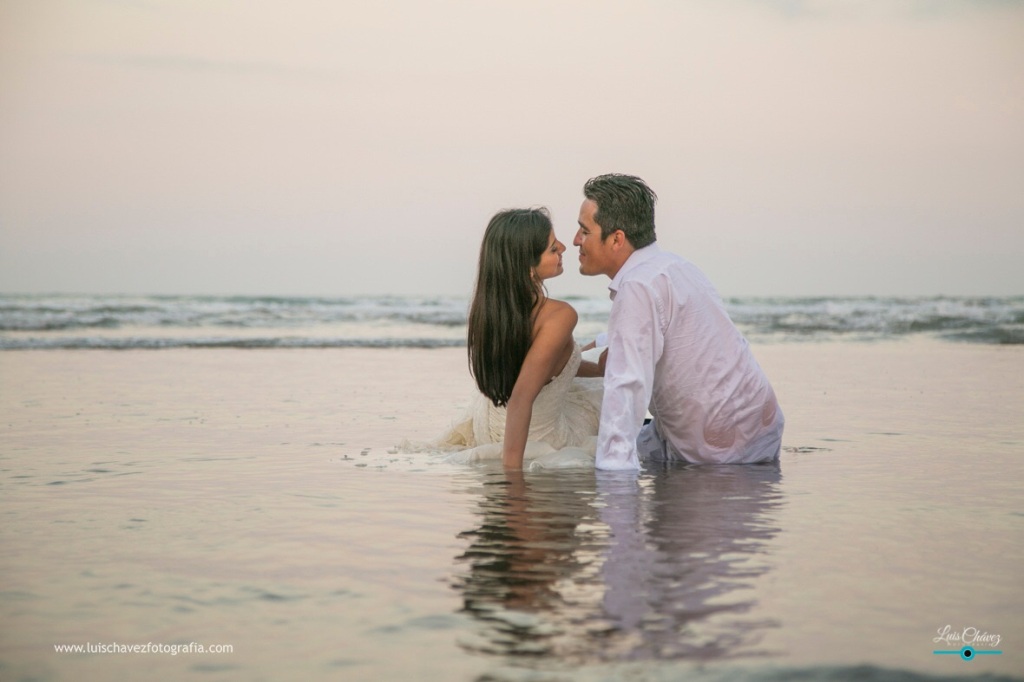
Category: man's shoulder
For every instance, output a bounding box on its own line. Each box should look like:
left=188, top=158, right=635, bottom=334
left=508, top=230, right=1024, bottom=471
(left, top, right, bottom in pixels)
left=618, top=246, right=687, bottom=284
left=614, top=249, right=719, bottom=313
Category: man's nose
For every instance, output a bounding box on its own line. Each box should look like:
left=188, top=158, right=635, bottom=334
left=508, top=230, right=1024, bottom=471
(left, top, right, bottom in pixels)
left=572, top=231, right=582, bottom=246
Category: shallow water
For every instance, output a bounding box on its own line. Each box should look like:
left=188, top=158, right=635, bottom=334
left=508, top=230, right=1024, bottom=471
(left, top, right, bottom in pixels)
left=1, top=345, right=1021, bottom=681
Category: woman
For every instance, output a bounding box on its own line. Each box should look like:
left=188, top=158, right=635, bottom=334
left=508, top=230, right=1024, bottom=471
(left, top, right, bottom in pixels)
left=435, top=208, right=603, bottom=470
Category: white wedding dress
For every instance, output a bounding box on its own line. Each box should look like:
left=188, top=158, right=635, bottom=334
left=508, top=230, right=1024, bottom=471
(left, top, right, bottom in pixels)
left=417, top=344, right=603, bottom=470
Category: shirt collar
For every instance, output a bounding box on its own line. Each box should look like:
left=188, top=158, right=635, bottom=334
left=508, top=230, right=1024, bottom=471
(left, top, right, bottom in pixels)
left=608, top=242, right=661, bottom=298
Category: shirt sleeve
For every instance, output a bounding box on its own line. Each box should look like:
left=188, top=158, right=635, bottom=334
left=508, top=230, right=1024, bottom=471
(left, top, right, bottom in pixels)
left=595, top=280, right=664, bottom=470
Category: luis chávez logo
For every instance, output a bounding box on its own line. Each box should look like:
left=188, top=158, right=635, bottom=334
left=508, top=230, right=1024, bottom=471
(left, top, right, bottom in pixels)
left=933, top=625, right=1003, bottom=661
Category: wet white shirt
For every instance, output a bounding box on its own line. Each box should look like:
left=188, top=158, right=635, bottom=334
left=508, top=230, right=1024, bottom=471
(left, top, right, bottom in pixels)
left=595, top=244, right=784, bottom=470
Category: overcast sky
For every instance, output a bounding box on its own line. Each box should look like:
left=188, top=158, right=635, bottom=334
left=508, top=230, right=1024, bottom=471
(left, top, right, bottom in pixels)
left=1, top=0, right=1022, bottom=298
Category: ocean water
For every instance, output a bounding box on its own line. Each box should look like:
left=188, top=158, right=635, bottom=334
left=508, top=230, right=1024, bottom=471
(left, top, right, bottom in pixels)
left=2, top=304, right=1022, bottom=681
left=1, top=293, right=1023, bottom=349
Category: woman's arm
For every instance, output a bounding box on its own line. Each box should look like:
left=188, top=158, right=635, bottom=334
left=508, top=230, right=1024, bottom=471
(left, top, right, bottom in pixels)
left=501, top=302, right=577, bottom=469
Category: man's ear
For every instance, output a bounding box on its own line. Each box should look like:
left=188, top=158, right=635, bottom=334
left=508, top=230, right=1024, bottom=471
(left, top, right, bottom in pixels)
left=611, top=230, right=627, bottom=250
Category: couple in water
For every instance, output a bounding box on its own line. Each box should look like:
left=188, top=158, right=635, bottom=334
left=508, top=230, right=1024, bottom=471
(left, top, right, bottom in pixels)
left=437, top=173, right=784, bottom=471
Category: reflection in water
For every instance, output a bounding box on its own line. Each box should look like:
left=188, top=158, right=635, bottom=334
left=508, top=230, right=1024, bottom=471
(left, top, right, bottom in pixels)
left=452, top=469, right=605, bottom=657
left=451, top=462, right=783, bottom=665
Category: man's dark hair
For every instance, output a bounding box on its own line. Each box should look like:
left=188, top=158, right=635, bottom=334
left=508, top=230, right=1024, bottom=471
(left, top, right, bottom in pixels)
left=583, top=173, right=658, bottom=248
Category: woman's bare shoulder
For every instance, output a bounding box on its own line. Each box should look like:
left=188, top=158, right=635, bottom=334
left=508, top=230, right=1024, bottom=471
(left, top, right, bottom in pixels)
left=533, top=299, right=578, bottom=338
left=536, top=298, right=577, bottom=323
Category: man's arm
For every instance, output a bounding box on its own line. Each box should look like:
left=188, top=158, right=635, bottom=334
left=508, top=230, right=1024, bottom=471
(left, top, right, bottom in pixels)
left=576, top=348, right=607, bottom=377
left=595, top=283, right=663, bottom=471
left=577, top=333, right=608, bottom=377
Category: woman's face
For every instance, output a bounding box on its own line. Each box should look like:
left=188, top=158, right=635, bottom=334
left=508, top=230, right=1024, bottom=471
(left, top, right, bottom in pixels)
left=534, top=229, right=565, bottom=281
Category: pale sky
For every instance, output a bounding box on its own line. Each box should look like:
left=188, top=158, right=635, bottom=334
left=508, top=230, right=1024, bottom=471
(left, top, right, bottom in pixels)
left=1, top=0, right=1022, bottom=298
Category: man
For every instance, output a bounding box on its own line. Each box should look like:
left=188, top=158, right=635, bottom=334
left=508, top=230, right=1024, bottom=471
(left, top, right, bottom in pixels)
left=574, top=173, right=784, bottom=470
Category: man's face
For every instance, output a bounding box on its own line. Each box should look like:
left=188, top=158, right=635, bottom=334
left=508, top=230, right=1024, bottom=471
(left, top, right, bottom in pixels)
left=574, top=199, right=616, bottom=278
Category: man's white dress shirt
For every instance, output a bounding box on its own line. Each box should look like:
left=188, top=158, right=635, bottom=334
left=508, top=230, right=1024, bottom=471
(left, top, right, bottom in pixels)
left=595, top=244, right=784, bottom=470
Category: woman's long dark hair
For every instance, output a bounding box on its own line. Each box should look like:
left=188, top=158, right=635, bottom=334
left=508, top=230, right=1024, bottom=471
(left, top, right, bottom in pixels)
left=468, top=208, right=552, bottom=407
